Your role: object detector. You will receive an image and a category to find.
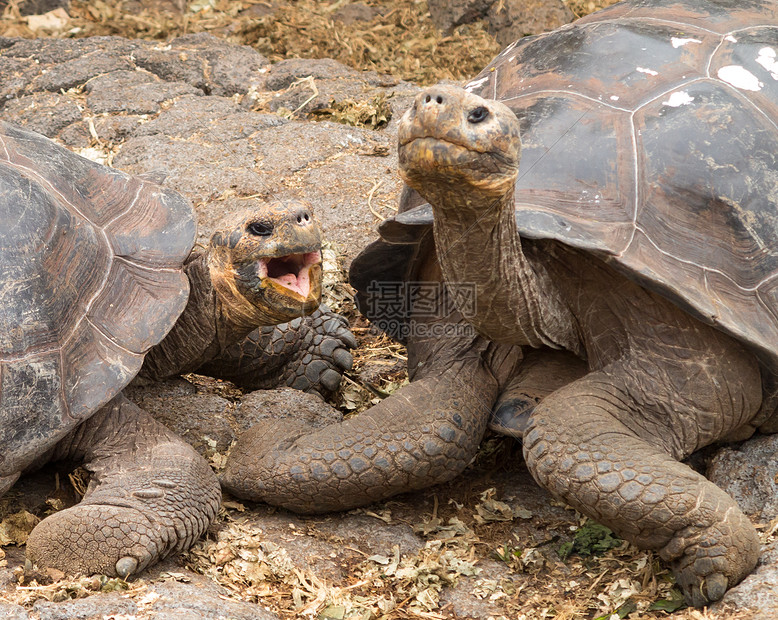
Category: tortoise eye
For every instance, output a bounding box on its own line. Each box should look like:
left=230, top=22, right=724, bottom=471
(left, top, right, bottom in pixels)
left=467, top=106, right=490, bottom=124
left=247, top=221, right=273, bottom=236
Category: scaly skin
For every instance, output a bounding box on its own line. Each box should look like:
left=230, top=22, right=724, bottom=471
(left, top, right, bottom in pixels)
left=223, top=266, right=523, bottom=511
left=27, top=395, right=220, bottom=576
left=19, top=201, right=353, bottom=577
left=524, top=352, right=761, bottom=606
left=398, top=85, right=767, bottom=606
left=223, top=85, right=768, bottom=607
left=197, top=305, right=356, bottom=397
left=489, top=348, right=587, bottom=438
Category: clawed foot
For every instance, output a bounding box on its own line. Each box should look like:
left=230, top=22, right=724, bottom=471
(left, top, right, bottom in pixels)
left=24, top=398, right=222, bottom=578
left=663, top=510, right=761, bottom=606
left=197, top=305, right=356, bottom=396
left=283, top=307, right=356, bottom=395
left=26, top=504, right=165, bottom=577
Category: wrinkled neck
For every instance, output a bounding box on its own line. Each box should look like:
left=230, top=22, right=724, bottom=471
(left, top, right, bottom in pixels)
left=139, top=251, right=259, bottom=380
left=429, top=187, right=580, bottom=353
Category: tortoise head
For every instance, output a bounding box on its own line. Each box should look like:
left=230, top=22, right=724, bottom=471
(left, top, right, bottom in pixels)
left=207, top=200, right=323, bottom=326
left=398, top=85, right=521, bottom=205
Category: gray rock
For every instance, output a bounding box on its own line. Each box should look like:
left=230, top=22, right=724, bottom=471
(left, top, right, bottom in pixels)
left=1, top=0, right=69, bottom=16
left=0, top=602, right=28, bottom=619
left=713, top=540, right=778, bottom=619
left=33, top=593, right=138, bottom=620
left=126, top=379, right=237, bottom=456
left=238, top=387, right=342, bottom=431
left=133, top=33, right=270, bottom=97
left=0, top=36, right=138, bottom=65
left=428, top=0, right=574, bottom=46
left=707, top=433, right=778, bottom=522
left=486, top=0, right=574, bottom=46
left=428, top=0, right=494, bottom=32
left=333, top=2, right=382, bottom=24
left=59, top=114, right=145, bottom=148
left=263, top=57, right=402, bottom=116
left=149, top=578, right=278, bottom=619
left=31, top=51, right=134, bottom=94
left=0, top=33, right=409, bottom=260
left=85, top=69, right=200, bottom=115
left=134, top=95, right=285, bottom=140
left=0, top=92, right=81, bottom=137
left=0, top=56, right=39, bottom=103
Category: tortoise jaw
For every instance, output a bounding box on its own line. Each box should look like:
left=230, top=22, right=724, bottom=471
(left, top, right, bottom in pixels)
left=257, top=251, right=322, bottom=299
left=399, top=137, right=517, bottom=198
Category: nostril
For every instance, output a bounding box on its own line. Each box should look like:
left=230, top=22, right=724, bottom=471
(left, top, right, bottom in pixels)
left=425, top=94, right=431, bottom=103
left=296, top=211, right=312, bottom=224
left=436, top=95, right=443, bottom=104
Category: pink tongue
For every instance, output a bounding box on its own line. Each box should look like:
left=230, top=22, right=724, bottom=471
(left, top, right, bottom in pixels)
left=275, top=274, right=298, bottom=288
left=272, top=271, right=310, bottom=297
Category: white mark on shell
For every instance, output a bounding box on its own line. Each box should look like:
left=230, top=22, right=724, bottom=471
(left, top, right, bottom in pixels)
left=464, top=76, right=489, bottom=92
left=636, top=67, right=658, bottom=76
left=508, top=56, right=516, bottom=62
left=756, top=47, right=778, bottom=80
left=610, top=95, right=620, bottom=101
left=725, top=35, right=738, bottom=43
left=662, top=91, right=695, bottom=107
left=671, top=37, right=702, bottom=48
left=717, top=65, right=763, bottom=91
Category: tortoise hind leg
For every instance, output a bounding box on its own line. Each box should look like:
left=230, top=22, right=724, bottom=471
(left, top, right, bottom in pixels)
left=490, top=348, right=587, bottom=438
left=523, top=335, right=763, bottom=606
left=25, top=394, right=219, bottom=577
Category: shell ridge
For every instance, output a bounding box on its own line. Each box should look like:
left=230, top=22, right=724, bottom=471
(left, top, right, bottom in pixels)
left=633, top=76, right=707, bottom=112
left=113, top=254, right=181, bottom=274
left=0, top=135, right=9, bottom=162
left=56, top=346, right=70, bottom=422
left=84, top=316, right=137, bottom=357
left=0, top=155, right=118, bottom=312
left=578, top=16, right=721, bottom=37
left=705, top=34, right=728, bottom=77
left=633, top=223, right=775, bottom=294
left=1, top=155, right=96, bottom=227
left=615, top=109, right=641, bottom=257
left=709, top=76, right=778, bottom=135
left=500, top=90, right=633, bottom=113
left=101, top=180, right=144, bottom=231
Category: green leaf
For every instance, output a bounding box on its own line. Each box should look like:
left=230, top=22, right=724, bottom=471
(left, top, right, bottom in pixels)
left=558, top=522, right=622, bottom=560
left=649, top=588, right=686, bottom=612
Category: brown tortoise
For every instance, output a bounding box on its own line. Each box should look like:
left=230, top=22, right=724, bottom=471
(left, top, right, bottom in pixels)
left=0, top=120, right=353, bottom=577
left=220, top=0, right=778, bottom=606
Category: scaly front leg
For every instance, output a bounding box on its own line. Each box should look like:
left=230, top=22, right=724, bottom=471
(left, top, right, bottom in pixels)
left=222, top=338, right=520, bottom=513
left=524, top=345, right=762, bottom=607
left=196, top=305, right=355, bottom=396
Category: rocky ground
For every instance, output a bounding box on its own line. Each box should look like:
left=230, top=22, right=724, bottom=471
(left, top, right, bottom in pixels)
left=1, top=2, right=778, bottom=619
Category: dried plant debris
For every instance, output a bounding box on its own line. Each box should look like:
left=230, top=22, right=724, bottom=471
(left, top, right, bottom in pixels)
left=310, top=95, right=393, bottom=130
left=179, top=488, right=704, bottom=620
left=1, top=1, right=610, bottom=86
left=564, top=0, right=621, bottom=19
left=0, top=511, right=39, bottom=546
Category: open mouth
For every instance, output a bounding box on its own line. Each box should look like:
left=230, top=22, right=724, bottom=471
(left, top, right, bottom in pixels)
left=257, top=251, right=321, bottom=298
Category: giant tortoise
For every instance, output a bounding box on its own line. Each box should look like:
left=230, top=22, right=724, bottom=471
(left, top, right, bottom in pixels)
left=0, top=120, right=352, bottom=577
left=221, top=0, right=778, bottom=606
